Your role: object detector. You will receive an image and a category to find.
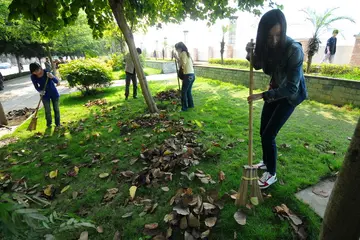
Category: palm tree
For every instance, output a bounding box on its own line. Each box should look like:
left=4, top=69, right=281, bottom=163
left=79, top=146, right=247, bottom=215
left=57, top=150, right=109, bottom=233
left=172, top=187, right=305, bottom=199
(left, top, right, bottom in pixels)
left=220, top=25, right=229, bottom=64
left=301, top=8, right=355, bottom=73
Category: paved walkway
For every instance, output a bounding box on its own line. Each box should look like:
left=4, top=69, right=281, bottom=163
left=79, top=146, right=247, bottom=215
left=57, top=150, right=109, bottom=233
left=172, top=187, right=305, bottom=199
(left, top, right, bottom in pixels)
left=295, top=178, right=336, bottom=218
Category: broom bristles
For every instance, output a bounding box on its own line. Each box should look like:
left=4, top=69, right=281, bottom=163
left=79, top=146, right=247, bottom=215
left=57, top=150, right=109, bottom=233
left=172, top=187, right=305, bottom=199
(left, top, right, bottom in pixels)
left=235, top=166, right=263, bottom=206
left=27, top=117, right=38, bottom=131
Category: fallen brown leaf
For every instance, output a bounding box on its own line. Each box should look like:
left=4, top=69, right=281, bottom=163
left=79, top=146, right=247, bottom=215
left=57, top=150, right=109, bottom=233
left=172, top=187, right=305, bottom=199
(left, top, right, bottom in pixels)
left=188, top=213, right=200, bottom=228
left=145, top=223, right=158, bottom=230
left=312, top=188, right=330, bottom=198
left=103, top=188, right=118, bottom=202
left=203, top=202, right=216, bottom=210
left=205, top=217, right=217, bottom=228
left=180, top=216, right=188, bottom=229
left=97, top=226, right=103, bottom=233
left=218, top=171, right=225, bottom=182
left=78, top=231, right=88, bottom=240
left=201, top=230, right=210, bottom=238
left=234, top=210, right=246, bottom=225
left=121, top=212, right=133, bottom=218
left=173, top=205, right=190, bottom=215
left=113, top=231, right=121, bottom=240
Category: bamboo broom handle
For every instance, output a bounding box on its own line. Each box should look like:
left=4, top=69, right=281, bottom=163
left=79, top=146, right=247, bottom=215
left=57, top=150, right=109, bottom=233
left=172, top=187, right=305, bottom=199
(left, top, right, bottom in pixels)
left=248, top=39, right=254, bottom=166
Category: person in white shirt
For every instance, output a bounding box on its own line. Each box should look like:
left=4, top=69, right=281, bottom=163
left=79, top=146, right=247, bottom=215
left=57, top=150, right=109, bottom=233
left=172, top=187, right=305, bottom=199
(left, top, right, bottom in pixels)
left=124, top=48, right=142, bottom=100
left=174, top=42, right=195, bottom=111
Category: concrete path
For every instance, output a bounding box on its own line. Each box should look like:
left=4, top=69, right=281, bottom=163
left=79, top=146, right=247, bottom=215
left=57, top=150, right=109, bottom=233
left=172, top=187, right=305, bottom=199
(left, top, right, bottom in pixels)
left=295, top=178, right=336, bottom=218
left=0, top=73, right=177, bottom=138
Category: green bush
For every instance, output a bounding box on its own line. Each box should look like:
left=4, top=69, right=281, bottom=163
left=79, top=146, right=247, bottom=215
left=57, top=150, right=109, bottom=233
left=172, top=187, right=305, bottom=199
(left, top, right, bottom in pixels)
left=108, top=53, right=145, bottom=71
left=59, top=58, right=112, bottom=95
left=209, top=58, right=250, bottom=68
left=108, top=53, right=125, bottom=71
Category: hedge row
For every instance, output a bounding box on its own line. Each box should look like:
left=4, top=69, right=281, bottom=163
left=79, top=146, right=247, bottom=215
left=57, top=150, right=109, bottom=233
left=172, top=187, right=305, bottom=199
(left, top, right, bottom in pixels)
left=209, top=58, right=360, bottom=80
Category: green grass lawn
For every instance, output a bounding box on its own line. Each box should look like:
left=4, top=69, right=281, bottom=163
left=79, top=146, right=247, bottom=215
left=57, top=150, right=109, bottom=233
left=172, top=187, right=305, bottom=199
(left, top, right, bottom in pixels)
left=111, top=67, right=162, bottom=80
left=1, top=78, right=359, bottom=239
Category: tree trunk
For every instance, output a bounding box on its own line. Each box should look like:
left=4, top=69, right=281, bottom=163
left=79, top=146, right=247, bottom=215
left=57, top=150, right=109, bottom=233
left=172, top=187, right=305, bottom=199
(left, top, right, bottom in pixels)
left=0, top=102, right=8, bottom=125
left=320, top=117, right=360, bottom=240
left=108, top=0, right=158, bottom=113
left=220, top=36, right=225, bottom=65
left=306, top=55, right=312, bottom=74
left=45, top=45, right=57, bottom=77
left=15, top=55, right=21, bottom=73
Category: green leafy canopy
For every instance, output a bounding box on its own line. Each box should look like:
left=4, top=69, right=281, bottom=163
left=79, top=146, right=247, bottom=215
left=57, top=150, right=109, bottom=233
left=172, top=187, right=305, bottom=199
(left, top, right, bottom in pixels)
left=8, top=0, right=280, bottom=38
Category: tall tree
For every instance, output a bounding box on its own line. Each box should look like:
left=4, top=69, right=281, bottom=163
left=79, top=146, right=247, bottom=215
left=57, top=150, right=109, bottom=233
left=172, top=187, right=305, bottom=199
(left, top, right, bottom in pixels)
left=0, top=0, right=40, bottom=73
left=52, top=12, right=109, bottom=58
left=103, top=21, right=127, bottom=54
left=320, top=117, right=360, bottom=239
left=9, top=0, right=279, bottom=112
left=301, top=8, right=355, bottom=73
left=220, top=25, right=229, bottom=65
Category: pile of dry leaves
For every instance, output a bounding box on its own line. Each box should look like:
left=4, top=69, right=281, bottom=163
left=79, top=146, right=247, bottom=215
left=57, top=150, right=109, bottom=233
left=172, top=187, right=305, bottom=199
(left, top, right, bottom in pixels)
left=84, top=99, right=107, bottom=107
left=119, top=120, right=204, bottom=187
left=6, top=108, right=35, bottom=120
left=0, top=173, right=51, bottom=207
left=143, top=188, right=224, bottom=239
left=155, top=89, right=180, bottom=101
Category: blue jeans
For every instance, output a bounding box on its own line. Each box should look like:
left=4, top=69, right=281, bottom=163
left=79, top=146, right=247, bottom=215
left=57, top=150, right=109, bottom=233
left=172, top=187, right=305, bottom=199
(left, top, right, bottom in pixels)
left=260, top=98, right=295, bottom=175
left=42, top=97, right=60, bottom=127
left=181, top=74, right=195, bottom=111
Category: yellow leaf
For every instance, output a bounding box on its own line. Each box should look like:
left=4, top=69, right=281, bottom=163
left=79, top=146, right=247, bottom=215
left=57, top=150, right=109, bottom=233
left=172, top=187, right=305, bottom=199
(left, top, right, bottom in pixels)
left=108, top=128, right=113, bottom=133
left=250, top=197, right=259, bottom=206
left=44, top=185, right=53, bottom=196
left=164, top=150, right=172, bottom=155
left=74, top=166, right=79, bottom=174
left=49, top=170, right=58, bottom=179
left=129, top=186, right=137, bottom=200
left=99, top=173, right=109, bottom=179
left=61, top=185, right=70, bottom=194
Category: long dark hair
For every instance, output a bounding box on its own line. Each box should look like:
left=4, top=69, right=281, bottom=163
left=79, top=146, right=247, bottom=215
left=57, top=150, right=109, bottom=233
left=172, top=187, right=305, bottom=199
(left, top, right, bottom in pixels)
left=175, top=42, right=190, bottom=57
left=255, top=9, right=287, bottom=67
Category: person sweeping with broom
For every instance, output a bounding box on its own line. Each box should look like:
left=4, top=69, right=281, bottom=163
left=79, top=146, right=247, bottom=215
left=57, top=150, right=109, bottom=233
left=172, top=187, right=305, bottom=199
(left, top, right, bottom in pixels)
left=30, top=62, right=61, bottom=129
left=246, top=9, right=308, bottom=189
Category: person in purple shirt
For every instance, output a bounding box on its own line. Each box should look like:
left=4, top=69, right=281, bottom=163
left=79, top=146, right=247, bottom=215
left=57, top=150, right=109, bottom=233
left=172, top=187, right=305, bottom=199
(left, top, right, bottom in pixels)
left=30, top=62, right=61, bottom=128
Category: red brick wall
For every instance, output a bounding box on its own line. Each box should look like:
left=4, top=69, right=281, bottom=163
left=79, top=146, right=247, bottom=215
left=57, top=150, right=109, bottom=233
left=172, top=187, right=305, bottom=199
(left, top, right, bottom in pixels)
left=350, top=37, right=360, bottom=66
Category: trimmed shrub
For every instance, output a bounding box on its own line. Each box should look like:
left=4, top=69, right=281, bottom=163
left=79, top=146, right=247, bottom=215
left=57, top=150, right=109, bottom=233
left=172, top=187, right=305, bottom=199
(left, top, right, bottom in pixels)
left=109, top=53, right=125, bottom=71
left=59, top=58, right=112, bottom=95
left=209, top=58, right=360, bottom=80
left=209, top=58, right=250, bottom=68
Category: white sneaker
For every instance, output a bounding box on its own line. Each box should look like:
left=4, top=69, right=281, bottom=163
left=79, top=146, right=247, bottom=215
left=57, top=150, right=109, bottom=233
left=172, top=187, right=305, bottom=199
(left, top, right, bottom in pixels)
left=253, top=161, right=267, bottom=170
left=258, top=172, right=277, bottom=189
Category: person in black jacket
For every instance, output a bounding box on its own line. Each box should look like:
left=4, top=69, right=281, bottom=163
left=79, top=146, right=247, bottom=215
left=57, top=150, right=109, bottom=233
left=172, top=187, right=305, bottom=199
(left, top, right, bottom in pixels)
left=321, top=29, right=338, bottom=64
left=0, top=71, right=4, bottom=91
left=246, top=9, right=308, bottom=189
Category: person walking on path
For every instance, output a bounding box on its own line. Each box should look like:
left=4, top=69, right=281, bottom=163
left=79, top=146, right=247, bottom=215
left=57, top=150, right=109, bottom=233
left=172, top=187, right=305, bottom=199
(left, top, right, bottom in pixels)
left=321, top=29, right=339, bottom=64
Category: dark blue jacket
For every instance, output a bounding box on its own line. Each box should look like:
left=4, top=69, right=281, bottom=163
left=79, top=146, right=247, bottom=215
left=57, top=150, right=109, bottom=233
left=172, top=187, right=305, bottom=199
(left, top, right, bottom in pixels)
left=325, top=37, right=337, bottom=55
left=31, top=70, right=60, bottom=100
left=253, top=37, right=308, bottom=106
